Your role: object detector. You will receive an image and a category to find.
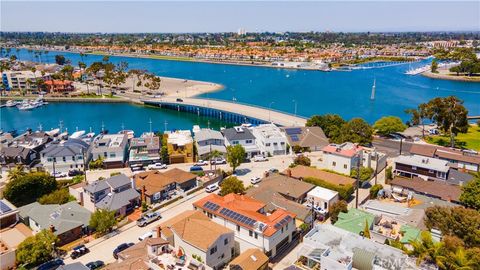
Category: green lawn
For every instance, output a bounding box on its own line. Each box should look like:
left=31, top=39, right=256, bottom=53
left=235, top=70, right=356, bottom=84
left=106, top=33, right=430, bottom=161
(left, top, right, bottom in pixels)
left=426, top=125, right=480, bottom=151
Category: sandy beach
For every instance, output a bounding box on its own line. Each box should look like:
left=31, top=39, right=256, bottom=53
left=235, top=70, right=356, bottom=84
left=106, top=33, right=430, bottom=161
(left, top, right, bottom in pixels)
left=422, top=68, right=480, bottom=82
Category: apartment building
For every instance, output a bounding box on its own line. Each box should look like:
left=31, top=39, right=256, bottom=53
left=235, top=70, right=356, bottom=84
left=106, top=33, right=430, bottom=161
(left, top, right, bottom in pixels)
left=1, top=70, right=51, bottom=91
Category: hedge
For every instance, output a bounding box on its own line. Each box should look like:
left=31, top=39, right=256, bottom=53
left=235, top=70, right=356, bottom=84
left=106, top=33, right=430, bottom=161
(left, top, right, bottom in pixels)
left=303, top=177, right=354, bottom=200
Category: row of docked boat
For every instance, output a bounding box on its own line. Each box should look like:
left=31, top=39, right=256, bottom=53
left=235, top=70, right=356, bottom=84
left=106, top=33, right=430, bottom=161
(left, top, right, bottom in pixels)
left=3, top=96, right=48, bottom=110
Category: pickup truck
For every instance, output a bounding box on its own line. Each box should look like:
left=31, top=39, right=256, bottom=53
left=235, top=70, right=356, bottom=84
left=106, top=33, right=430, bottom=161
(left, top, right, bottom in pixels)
left=136, top=212, right=162, bottom=227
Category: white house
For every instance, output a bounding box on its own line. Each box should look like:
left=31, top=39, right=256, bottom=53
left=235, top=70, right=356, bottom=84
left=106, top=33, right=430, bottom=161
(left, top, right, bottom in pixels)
left=222, top=127, right=260, bottom=159
left=250, top=124, right=288, bottom=156
left=306, top=186, right=339, bottom=213
left=159, top=210, right=235, bottom=269
left=40, top=142, right=88, bottom=174
left=89, top=134, right=128, bottom=169
left=194, top=193, right=296, bottom=258
left=320, top=142, right=363, bottom=175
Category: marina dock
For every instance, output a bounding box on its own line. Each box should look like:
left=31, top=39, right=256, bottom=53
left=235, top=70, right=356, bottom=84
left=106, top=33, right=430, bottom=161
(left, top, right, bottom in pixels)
left=142, top=97, right=307, bottom=127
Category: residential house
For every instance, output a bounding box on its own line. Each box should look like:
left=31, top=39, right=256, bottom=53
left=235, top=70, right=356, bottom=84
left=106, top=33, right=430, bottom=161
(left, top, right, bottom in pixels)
left=246, top=174, right=314, bottom=226
left=298, top=224, right=415, bottom=270
left=159, top=210, right=235, bottom=269
left=305, top=187, right=339, bottom=214
left=194, top=128, right=226, bottom=160
left=89, top=134, right=129, bottom=169
left=82, top=174, right=140, bottom=215
left=165, top=130, right=194, bottom=164
left=390, top=176, right=464, bottom=203
left=194, top=193, right=296, bottom=258
left=0, top=199, right=19, bottom=229
left=229, top=248, right=269, bottom=270
left=286, top=165, right=356, bottom=187
left=0, top=223, right=33, bottom=270
left=40, top=143, right=87, bottom=174
left=409, top=144, right=480, bottom=172
left=1, top=131, right=52, bottom=169
left=319, top=143, right=363, bottom=175
left=129, top=133, right=161, bottom=166
left=18, top=201, right=91, bottom=245
left=134, top=168, right=198, bottom=204
left=281, top=126, right=329, bottom=152
left=69, top=182, right=87, bottom=205
left=44, top=80, right=74, bottom=93
left=223, top=127, right=260, bottom=159
left=250, top=124, right=288, bottom=156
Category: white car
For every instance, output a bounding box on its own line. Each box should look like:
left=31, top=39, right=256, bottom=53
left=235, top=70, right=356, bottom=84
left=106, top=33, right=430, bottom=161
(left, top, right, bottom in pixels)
left=205, top=183, right=219, bottom=193
left=147, top=163, right=167, bottom=170
left=211, top=158, right=226, bottom=165
left=253, top=155, right=268, bottom=162
left=52, top=171, right=68, bottom=178
left=250, top=177, right=261, bottom=184
left=138, top=231, right=154, bottom=241
left=194, top=160, right=208, bottom=166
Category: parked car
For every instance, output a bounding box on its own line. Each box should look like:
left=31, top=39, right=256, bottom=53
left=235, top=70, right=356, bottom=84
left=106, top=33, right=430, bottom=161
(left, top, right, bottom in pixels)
left=211, top=157, right=227, bottom=165
left=189, top=166, right=204, bottom=172
left=136, top=212, right=161, bottom=227
left=194, top=160, right=208, bottom=166
left=68, top=169, right=84, bottom=177
left=37, top=259, right=64, bottom=270
left=70, top=244, right=90, bottom=259
left=268, top=168, right=279, bottom=174
left=86, top=260, right=104, bottom=270
left=250, top=177, right=261, bottom=185
left=176, top=98, right=183, bottom=102
left=205, top=183, right=219, bottom=193
left=138, top=230, right=154, bottom=241
left=147, top=163, right=167, bottom=170
left=52, top=171, right=68, bottom=178
left=253, top=155, right=268, bottom=162
left=113, top=243, right=134, bottom=259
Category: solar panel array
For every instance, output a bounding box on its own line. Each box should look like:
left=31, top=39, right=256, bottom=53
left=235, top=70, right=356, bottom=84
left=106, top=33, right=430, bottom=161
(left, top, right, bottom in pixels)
left=290, top=135, right=299, bottom=142
left=285, top=128, right=302, bottom=135
left=220, top=208, right=256, bottom=227
left=0, top=201, right=12, bottom=214
left=274, top=216, right=292, bottom=229
left=203, top=201, right=220, bottom=211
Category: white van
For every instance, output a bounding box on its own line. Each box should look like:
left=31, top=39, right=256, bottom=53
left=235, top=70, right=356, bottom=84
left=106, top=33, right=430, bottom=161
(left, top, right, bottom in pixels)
left=205, top=183, right=219, bottom=193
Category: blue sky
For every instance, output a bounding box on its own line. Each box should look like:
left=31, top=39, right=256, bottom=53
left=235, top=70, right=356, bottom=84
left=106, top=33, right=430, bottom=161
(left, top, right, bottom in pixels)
left=1, top=1, right=479, bottom=33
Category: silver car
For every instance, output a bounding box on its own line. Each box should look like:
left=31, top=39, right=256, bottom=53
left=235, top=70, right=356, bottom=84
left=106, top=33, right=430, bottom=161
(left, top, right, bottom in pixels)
left=136, top=212, right=161, bottom=227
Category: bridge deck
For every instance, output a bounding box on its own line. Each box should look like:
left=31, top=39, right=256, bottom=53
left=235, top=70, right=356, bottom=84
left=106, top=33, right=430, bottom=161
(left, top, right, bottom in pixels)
left=143, top=97, right=307, bottom=127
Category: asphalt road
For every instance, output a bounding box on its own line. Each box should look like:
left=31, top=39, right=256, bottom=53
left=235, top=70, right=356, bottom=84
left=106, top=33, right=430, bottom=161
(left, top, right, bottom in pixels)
left=372, top=137, right=413, bottom=158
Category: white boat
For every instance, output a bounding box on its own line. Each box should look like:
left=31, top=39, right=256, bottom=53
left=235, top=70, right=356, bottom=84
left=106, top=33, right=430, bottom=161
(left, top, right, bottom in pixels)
left=18, top=103, right=35, bottom=110
left=5, top=100, right=17, bottom=107
left=118, top=130, right=135, bottom=140
left=58, top=132, right=68, bottom=140
left=192, top=125, right=201, bottom=133
left=70, top=130, right=86, bottom=139
left=47, top=128, right=60, bottom=136
left=83, top=132, right=96, bottom=138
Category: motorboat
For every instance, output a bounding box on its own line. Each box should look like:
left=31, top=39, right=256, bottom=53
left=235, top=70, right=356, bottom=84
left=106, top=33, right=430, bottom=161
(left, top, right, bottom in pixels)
left=70, top=130, right=86, bottom=139
left=18, top=103, right=35, bottom=110
left=5, top=100, right=17, bottom=107
left=46, top=128, right=60, bottom=136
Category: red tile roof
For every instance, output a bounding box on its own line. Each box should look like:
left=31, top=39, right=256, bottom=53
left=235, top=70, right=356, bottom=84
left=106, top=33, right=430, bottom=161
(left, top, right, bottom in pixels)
left=322, top=143, right=362, bottom=158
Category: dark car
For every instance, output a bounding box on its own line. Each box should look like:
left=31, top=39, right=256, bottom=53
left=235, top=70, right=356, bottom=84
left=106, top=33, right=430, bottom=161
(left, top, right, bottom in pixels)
left=37, top=259, right=64, bottom=270
left=68, top=169, right=84, bottom=177
left=189, top=166, right=204, bottom=172
left=70, top=244, right=90, bottom=259
left=86, top=260, right=105, bottom=270
left=176, top=98, right=183, bottom=102
left=113, top=242, right=134, bottom=259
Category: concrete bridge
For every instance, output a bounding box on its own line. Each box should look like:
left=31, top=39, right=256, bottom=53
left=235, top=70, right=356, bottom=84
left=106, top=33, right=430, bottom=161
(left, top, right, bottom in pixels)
left=142, top=97, right=307, bottom=127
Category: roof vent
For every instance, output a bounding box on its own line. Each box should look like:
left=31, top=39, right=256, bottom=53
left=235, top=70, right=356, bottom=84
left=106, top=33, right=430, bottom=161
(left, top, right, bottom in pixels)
left=234, top=127, right=244, bottom=133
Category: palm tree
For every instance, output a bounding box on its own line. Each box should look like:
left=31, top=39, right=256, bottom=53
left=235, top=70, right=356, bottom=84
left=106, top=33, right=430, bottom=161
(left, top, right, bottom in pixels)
left=409, top=231, right=445, bottom=267
left=441, top=248, right=475, bottom=270
left=7, top=165, right=26, bottom=182
left=208, top=149, right=223, bottom=171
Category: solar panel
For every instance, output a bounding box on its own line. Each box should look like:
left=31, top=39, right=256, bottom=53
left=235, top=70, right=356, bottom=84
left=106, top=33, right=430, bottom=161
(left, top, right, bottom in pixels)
left=219, top=208, right=257, bottom=227
left=274, top=216, right=292, bottom=229
left=285, top=128, right=302, bottom=135
left=0, top=201, right=12, bottom=215
left=290, top=135, right=299, bottom=142
left=203, top=201, right=220, bottom=211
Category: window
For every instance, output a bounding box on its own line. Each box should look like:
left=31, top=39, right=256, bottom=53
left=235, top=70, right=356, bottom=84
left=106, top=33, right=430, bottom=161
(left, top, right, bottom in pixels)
left=47, top=157, right=53, bottom=162
left=232, top=141, right=239, bottom=145
left=332, top=161, right=336, bottom=167
left=210, top=246, right=217, bottom=255
left=249, top=230, right=253, bottom=237
left=219, top=254, right=225, bottom=259
left=254, top=232, right=258, bottom=239
left=224, top=238, right=229, bottom=245
left=266, top=143, right=271, bottom=146
left=281, top=227, right=284, bottom=233
left=62, top=157, right=66, bottom=162
left=103, top=152, right=107, bottom=158
left=273, top=142, right=278, bottom=146
left=412, top=166, right=417, bottom=170
left=344, top=164, right=347, bottom=169
left=246, top=140, right=253, bottom=144
left=110, top=153, right=116, bottom=158
left=236, top=225, right=240, bottom=232
left=286, top=224, right=289, bottom=230
left=281, top=142, right=285, bottom=145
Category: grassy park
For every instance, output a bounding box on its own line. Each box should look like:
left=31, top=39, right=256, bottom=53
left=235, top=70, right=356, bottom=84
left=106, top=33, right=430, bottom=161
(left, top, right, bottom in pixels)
left=426, top=124, right=480, bottom=151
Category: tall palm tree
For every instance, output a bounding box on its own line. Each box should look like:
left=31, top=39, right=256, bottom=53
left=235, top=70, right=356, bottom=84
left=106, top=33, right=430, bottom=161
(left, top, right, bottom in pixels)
left=409, top=231, right=445, bottom=267
left=208, top=149, right=223, bottom=172
left=7, top=165, right=26, bottom=182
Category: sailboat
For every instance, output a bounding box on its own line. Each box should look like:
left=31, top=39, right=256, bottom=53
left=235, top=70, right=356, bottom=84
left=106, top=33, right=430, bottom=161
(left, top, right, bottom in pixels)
left=370, top=78, right=376, bottom=100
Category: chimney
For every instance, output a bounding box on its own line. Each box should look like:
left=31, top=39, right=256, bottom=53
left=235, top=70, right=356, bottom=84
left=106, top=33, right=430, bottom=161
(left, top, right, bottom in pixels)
left=141, top=186, right=146, bottom=202
left=157, top=226, right=162, bottom=238
left=49, top=225, right=56, bottom=233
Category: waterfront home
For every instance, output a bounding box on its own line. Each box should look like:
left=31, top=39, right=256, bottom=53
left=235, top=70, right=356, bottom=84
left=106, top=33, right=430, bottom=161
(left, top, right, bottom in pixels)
left=286, top=165, right=356, bottom=187
left=305, top=186, right=339, bottom=214
left=165, top=130, right=194, bottom=164
left=409, top=144, right=480, bottom=172
left=222, top=127, right=260, bottom=159
left=194, top=128, right=227, bottom=160
left=44, top=80, right=74, bottom=93
left=40, top=142, right=88, bottom=174
left=89, top=133, right=129, bottom=169
left=18, top=201, right=91, bottom=245
left=134, top=168, right=197, bottom=204
left=159, top=210, right=235, bottom=269
left=250, top=124, right=288, bottom=156
left=297, top=224, right=416, bottom=270
left=229, top=248, right=269, bottom=270
left=0, top=132, right=14, bottom=146
left=0, top=131, right=53, bottom=169
left=82, top=174, right=140, bottom=215
left=281, top=126, right=329, bottom=152
left=128, top=133, right=161, bottom=166
left=1, top=70, right=51, bottom=91
left=194, top=193, right=296, bottom=258
left=0, top=223, right=33, bottom=270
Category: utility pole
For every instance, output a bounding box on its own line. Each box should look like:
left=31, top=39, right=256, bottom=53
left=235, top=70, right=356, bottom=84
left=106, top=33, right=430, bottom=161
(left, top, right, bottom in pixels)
left=374, top=148, right=378, bottom=185
left=149, top=118, right=153, bottom=145
left=399, top=137, right=403, bottom=155
left=355, top=151, right=361, bottom=209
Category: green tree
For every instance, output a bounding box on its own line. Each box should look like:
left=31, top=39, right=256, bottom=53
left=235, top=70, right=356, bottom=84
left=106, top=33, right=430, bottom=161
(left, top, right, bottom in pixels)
left=373, top=116, right=407, bottom=136
left=386, top=166, right=393, bottom=181
left=7, top=164, right=26, bottom=181
left=350, top=167, right=374, bottom=182
left=369, top=184, right=383, bottom=198
left=460, top=175, right=480, bottom=210
left=4, top=172, right=57, bottom=206
left=363, top=219, right=371, bottom=239
left=406, top=103, right=432, bottom=138
left=219, top=176, right=245, bottom=196
left=161, top=135, right=169, bottom=164
left=409, top=231, right=445, bottom=267
left=16, top=230, right=58, bottom=267
left=54, top=54, right=66, bottom=65
left=208, top=149, right=223, bottom=171
left=226, top=144, right=245, bottom=172
left=336, top=118, right=373, bottom=145
left=306, top=114, right=346, bottom=140
left=89, top=156, right=104, bottom=170
left=38, top=189, right=75, bottom=205
left=89, top=209, right=117, bottom=234
left=292, top=155, right=311, bottom=167
left=329, top=200, right=348, bottom=224
left=431, top=59, right=439, bottom=73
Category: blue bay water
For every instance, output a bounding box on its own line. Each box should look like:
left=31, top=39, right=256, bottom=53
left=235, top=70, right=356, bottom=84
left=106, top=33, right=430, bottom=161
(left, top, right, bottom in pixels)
left=1, top=49, right=479, bottom=134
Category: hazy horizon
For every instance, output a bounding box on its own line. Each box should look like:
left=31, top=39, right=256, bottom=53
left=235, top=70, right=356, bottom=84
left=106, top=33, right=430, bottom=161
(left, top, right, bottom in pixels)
left=1, top=1, right=479, bottom=33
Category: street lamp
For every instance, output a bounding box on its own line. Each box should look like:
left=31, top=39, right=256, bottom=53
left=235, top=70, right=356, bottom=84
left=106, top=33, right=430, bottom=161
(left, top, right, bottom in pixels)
left=292, top=99, right=297, bottom=118
left=268, top=101, right=275, bottom=123
left=355, top=150, right=362, bottom=209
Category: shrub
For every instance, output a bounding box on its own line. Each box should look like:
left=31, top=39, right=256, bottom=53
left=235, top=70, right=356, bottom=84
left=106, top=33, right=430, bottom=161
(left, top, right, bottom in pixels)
left=4, top=172, right=57, bottom=206
left=219, top=177, right=245, bottom=196
left=329, top=200, right=348, bottom=224
left=369, top=184, right=383, bottom=199
left=350, top=167, right=374, bottom=182
left=110, top=172, right=121, bottom=177
left=38, top=189, right=76, bottom=204
left=292, top=155, right=311, bottom=167
left=303, top=177, right=354, bottom=200
left=386, top=166, right=393, bottom=181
